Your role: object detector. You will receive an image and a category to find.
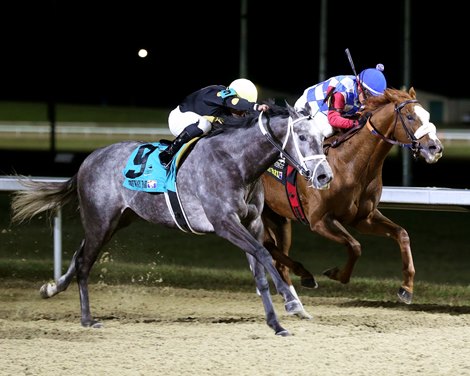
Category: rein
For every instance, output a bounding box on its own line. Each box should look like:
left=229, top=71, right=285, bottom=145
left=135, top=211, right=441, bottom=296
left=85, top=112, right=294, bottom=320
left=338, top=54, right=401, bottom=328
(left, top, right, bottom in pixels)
left=257, top=111, right=326, bottom=180
left=326, top=123, right=364, bottom=150
left=366, top=99, right=421, bottom=156
left=324, top=98, right=431, bottom=158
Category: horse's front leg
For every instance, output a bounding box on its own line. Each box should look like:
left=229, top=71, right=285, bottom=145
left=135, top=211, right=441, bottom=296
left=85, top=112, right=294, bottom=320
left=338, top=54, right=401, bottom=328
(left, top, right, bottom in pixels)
left=245, top=211, right=313, bottom=320
left=314, top=216, right=362, bottom=284
left=354, top=209, right=415, bottom=304
left=245, top=254, right=290, bottom=335
left=215, top=214, right=304, bottom=335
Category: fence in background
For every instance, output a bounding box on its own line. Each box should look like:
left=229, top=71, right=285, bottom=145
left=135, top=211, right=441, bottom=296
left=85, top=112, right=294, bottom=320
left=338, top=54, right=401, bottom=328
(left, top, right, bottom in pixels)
left=0, top=123, right=171, bottom=136
left=0, top=123, right=468, bottom=140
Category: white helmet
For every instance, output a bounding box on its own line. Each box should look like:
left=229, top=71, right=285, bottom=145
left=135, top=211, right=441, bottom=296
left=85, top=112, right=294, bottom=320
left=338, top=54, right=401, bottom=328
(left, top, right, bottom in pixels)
left=228, top=78, right=258, bottom=102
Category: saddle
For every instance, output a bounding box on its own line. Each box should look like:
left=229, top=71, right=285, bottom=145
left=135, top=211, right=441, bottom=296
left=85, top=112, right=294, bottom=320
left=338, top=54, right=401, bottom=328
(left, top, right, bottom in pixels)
left=122, top=138, right=203, bottom=234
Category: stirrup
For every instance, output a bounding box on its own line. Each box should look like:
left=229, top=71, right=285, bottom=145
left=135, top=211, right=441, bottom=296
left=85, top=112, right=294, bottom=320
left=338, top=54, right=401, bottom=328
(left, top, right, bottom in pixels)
left=161, top=160, right=172, bottom=169
left=160, top=158, right=172, bottom=169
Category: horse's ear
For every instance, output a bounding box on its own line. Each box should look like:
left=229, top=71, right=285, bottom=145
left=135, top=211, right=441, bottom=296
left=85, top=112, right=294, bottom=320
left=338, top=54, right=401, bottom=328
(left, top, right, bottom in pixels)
left=304, top=102, right=312, bottom=114
left=285, top=101, right=299, bottom=118
left=409, top=87, right=416, bottom=99
left=265, top=98, right=276, bottom=106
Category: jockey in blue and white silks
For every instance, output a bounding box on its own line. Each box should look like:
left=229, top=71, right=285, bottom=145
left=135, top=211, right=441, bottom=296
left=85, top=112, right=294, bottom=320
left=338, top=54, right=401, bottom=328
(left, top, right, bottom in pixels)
left=295, top=64, right=387, bottom=136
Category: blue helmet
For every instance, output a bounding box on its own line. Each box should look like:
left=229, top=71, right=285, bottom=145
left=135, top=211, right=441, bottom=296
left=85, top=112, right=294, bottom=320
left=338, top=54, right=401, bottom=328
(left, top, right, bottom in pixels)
left=359, top=64, right=387, bottom=96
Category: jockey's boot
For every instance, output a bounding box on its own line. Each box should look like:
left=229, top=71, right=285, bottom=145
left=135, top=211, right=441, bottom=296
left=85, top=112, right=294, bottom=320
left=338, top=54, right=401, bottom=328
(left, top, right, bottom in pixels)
left=159, top=130, right=192, bottom=169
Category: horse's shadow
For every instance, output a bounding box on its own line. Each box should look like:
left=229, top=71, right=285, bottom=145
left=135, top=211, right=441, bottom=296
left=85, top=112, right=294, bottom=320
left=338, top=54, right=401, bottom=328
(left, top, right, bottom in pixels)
left=338, top=300, right=470, bottom=314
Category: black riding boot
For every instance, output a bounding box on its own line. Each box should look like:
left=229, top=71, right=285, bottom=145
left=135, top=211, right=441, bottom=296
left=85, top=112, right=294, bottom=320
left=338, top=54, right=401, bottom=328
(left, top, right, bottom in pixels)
left=159, top=131, right=193, bottom=168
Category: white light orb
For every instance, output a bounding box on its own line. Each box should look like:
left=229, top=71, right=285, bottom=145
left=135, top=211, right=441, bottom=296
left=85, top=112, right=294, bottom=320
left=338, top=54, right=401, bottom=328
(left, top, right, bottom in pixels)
left=138, top=49, right=148, bottom=58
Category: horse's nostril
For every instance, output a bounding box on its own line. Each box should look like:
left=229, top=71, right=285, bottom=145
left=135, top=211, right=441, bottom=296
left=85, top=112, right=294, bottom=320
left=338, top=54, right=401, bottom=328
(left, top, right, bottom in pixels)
left=430, top=145, right=443, bottom=154
left=318, top=174, right=332, bottom=184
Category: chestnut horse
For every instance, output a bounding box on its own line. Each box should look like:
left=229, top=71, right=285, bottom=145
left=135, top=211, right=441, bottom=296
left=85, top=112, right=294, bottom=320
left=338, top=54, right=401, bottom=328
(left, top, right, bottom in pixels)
left=262, top=87, right=443, bottom=305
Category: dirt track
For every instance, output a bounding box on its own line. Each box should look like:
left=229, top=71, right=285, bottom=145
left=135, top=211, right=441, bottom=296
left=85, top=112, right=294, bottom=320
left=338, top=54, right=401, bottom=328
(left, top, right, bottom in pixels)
left=1, top=281, right=470, bottom=376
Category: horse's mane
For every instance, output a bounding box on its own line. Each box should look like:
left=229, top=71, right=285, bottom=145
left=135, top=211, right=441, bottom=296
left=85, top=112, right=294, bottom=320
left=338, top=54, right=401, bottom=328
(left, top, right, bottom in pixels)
left=363, top=87, right=413, bottom=113
left=208, top=101, right=290, bottom=138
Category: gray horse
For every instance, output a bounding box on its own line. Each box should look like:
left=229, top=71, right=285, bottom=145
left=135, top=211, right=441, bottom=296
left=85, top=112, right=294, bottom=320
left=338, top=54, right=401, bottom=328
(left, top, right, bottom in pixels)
left=11, top=102, right=333, bottom=336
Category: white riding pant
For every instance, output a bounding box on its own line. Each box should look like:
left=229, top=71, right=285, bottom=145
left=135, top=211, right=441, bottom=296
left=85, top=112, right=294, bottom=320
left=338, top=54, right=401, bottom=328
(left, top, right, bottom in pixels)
left=168, top=106, right=212, bottom=137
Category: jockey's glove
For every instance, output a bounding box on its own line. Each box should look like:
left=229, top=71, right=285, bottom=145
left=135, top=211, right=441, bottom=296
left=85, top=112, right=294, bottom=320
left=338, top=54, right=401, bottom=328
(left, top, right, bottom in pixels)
left=357, top=112, right=372, bottom=126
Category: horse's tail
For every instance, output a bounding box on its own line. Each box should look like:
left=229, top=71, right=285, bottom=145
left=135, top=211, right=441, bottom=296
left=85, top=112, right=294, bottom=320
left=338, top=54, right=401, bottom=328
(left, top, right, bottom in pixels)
left=11, top=175, right=79, bottom=224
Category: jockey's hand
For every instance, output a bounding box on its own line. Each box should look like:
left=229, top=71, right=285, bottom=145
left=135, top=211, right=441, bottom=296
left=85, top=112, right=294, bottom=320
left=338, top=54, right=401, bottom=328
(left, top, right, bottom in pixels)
left=357, top=112, right=372, bottom=126
left=257, top=104, right=269, bottom=112
left=362, top=112, right=372, bottom=120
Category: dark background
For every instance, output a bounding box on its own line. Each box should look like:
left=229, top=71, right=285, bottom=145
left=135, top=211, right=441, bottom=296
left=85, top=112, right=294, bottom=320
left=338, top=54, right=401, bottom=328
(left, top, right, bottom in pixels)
left=0, top=1, right=467, bottom=189
left=0, top=1, right=466, bottom=107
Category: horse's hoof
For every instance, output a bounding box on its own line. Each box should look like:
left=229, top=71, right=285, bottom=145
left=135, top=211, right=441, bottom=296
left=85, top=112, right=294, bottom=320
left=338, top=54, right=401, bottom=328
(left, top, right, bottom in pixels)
left=293, top=309, right=313, bottom=320
left=285, top=299, right=303, bottom=315
left=301, top=277, right=318, bottom=289
left=39, top=284, right=49, bottom=299
left=82, top=320, right=103, bottom=328
left=322, top=267, right=340, bottom=280
left=39, top=282, right=55, bottom=299
left=397, top=287, right=413, bottom=304
left=275, top=329, right=291, bottom=337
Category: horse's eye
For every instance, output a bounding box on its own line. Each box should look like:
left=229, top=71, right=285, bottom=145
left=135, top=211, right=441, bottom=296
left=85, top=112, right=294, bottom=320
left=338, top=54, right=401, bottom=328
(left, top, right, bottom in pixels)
left=299, top=135, right=307, bottom=141
left=407, top=114, right=414, bottom=121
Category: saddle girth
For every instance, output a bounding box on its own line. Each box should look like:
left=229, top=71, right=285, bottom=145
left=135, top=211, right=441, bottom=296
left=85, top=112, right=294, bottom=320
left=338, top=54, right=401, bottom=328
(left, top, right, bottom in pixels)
left=165, top=137, right=204, bottom=235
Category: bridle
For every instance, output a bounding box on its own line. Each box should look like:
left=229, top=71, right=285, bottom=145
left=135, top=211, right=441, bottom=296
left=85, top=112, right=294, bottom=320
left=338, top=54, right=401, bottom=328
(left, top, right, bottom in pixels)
left=366, top=99, right=433, bottom=158
left=325, top=98, right=439, bottom=159
left=257, top=111, right=327, bottom=181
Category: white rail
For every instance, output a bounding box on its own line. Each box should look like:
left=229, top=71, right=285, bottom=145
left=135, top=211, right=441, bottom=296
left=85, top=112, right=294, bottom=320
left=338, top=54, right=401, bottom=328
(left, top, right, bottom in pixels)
left=0, top=123, right=172, bottom=135
left=379, top=186, right=470, bottom=212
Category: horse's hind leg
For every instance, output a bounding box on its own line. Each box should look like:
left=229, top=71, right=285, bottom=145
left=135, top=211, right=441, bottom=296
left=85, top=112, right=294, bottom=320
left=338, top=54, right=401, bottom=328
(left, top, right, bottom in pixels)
left=38, top=235, right=107, bottom=327
left=314, top=218, right=362, bottom=284
left=75, top=225, right=119, bottom=328
left=39, top=240, right=85, bottom=299
left=50, top=206, right=123, bottom=327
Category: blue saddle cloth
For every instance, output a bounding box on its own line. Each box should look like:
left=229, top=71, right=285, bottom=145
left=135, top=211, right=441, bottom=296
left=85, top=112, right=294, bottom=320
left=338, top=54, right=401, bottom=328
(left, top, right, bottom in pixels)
left=122, top=142, right=178, bottom=193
